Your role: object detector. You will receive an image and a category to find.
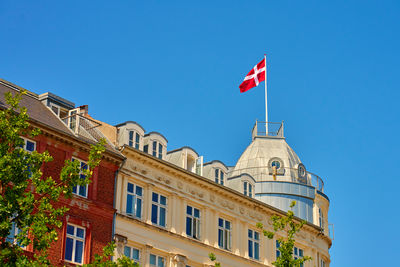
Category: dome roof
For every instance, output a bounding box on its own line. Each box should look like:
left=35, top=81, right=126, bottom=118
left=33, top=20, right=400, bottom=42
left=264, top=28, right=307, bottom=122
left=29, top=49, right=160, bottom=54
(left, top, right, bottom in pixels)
left=230, top=136, right=302, bottom=182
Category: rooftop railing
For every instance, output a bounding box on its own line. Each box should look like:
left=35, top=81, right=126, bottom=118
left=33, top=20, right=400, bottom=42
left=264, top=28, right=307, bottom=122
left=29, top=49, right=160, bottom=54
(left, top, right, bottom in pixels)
left=229, top=166, right=325, bottom=192
left=252, top=121, right=284, bottom=138
left=62, top=113, right=103, bottom=142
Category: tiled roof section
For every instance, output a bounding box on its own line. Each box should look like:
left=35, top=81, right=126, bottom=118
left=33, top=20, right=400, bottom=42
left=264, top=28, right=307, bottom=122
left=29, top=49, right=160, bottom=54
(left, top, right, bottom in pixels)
left=0, top=80, right=73, bottom=135
left=0, top=79, right=123, bottom=158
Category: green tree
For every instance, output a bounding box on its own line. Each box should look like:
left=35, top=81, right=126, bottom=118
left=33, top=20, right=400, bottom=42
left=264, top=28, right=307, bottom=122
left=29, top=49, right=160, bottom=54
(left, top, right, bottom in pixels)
left=257, top=201, right=312, bottom=267
left=0, top=90, right=137, bottom=266
left=208, top=253, right=221, bottom=267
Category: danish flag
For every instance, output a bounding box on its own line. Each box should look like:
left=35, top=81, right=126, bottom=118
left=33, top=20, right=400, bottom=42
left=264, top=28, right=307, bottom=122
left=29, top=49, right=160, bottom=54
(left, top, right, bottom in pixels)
left=239, top=58, right=266, bottom=93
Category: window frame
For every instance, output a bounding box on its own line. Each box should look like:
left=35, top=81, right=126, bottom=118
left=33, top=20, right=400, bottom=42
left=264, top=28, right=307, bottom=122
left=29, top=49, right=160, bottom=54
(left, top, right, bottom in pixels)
left=71, top=158, right=89, bottom=198
left=186, top=205, right=201, bottom=240
left=126, top=182, right=143, bottom=219
left=20, top=137, right=36, bottom=152
left=149, top=253, right=165, bottom=267
left=64, top=224, right=86, bottom=265
left=218, top=217, right=232, bottom=251
left=151, top=192, right=167, bottom=227
left=124, top=245, right=140, bottom=262
left=214, top=168, right=224, bottom=185
left=248, top=229, right=260, bottom=260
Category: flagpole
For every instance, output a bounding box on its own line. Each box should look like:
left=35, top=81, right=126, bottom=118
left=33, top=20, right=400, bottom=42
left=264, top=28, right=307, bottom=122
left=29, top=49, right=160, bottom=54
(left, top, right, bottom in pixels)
left=264, top=54, right=268, bottom=135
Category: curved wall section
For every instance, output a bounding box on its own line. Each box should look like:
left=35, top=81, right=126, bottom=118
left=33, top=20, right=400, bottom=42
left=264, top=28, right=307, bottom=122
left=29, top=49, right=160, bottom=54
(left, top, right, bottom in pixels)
left=255, top=181, right=315, bottom=222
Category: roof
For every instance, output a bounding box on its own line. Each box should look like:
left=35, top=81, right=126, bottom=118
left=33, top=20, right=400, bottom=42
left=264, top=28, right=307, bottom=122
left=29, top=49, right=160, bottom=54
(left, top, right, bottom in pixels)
left=0, top=79, right=124, bottom=160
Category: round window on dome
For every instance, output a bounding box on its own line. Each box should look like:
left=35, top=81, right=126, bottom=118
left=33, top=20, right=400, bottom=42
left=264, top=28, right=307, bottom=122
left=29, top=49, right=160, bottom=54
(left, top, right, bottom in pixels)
left=271, top=161, right=281, bottom=170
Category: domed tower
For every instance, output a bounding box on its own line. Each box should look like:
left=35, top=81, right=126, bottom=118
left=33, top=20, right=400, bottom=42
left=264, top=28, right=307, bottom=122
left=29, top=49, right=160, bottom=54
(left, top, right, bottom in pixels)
left=229, top=121, right=329, bottom=232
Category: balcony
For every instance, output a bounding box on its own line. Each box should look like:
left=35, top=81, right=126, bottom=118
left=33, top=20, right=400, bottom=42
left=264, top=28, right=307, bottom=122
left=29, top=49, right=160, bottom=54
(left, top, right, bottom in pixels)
left=252, top=121, right=284, bottom=139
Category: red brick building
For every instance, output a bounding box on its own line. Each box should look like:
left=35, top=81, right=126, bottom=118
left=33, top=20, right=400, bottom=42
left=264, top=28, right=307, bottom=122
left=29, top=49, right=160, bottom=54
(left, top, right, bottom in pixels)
left=0, top=79, right=124, bottom=265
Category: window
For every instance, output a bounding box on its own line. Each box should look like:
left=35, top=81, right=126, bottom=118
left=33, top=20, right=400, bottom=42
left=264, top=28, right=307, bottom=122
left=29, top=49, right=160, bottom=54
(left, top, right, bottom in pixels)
left=144, top=145, right=149, bottom=153
left=64, top=224, right=85, bottom=264
left=72, top=158, right=88, bottom=198
left=50, top=103, right=60, bottom=116
left=151, top=192, right=167, bottom=227
left=124, top=246, right=140, bottom=262
left=321, top=259, right=326, bottom=267
left=276, top=240, right=281, bottom=258
left=151, top=141, right=163, bottom=159
left=129, top=131, right=134, bottom=147
left=218, top=218, right=231, bottom=250
left=271, top=160, right=281, bottom=170
left=6, top=222, right=24, bottom=247
left=243, top=182, right=254, bottom=198
left=186, top=205, right=200, bottom=239
left=294, top=246, right=304, bottom=267
left=21, top=137, right=36, bottom=152
left=248, top=229, right=260, bottom=260
left=215, top=169, right=224, bottom=185
left=126, top=182, right=143, bottom=218
left=128, top=131, right=140, bottom=149
left=150, top=254, right=165, bottom=267
left=319, top=208, right=325, bottom=230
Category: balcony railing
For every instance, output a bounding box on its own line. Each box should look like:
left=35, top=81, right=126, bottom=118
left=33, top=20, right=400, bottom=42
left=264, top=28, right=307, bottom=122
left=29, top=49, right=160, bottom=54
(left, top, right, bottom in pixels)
left=62, top=113, right=103, bottom=142
left=252, top=121, right=284, bottom=138
left=229, top=166, right=325, bottom=192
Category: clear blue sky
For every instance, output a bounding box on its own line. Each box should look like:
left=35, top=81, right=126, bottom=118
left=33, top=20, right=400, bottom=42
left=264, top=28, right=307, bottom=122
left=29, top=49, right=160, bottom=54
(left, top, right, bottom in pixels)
left=1, top=1, right=399, bottom=266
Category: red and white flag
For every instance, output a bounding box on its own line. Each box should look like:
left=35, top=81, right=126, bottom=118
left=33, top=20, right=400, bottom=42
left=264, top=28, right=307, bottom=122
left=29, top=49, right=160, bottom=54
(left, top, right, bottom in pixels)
left=239, top=58, right=266, bottom=93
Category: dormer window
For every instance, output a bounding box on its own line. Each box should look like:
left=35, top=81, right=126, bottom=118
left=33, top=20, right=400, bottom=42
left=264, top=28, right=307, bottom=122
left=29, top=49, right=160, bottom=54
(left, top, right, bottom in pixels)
left=128, top=131, right=140, bottom=149
left=50, top=103, right=60, bottom=116
left=243, top=181, right=254, bottom=198
left=152, top=141, right=163, bottom=159
left=215, top=169, right=224, bottom=185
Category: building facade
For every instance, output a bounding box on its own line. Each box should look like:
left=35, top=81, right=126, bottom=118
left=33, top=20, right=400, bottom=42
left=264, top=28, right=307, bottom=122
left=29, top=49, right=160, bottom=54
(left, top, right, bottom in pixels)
left=98, top=120, right=332, bottom=267
left=0, top=80, right=124, bottom=266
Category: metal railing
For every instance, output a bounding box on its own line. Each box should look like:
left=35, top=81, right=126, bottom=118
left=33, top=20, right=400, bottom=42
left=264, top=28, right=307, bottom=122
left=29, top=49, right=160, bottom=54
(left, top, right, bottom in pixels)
left=61, top=113, right=103, bottom=142
left=252, top=121, right=284, bottom=138
left=229, top=166, right=324, bottom=192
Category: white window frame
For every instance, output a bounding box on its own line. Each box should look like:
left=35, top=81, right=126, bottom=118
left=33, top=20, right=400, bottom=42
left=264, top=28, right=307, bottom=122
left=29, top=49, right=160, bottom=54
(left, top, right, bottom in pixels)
left=321, top=258, right=327, bottom=267
left=49, top=102, right=61, bottom=117
left=294, top=246, right=304, bottom=267
left=72, top=158, right=88, bottom=198
left=151, top=141, right=163, bottom=159
left=215, top=168, right=224, bottom=185
left=218, top=218, right=232, bottom=250
left=21, top=137, right=36, bottom=152
left=186, top=205, right=201, bottom=239
left=248, top=229, right=260, bottom=260
left=126, top=182, right=143, bottom=218
left=124, top=245, right=140, bottom=262
left=149, top=253, right=165, bottom=267
left=243, top=181, right=254, bottom=198
left=64, top=224, right=85, bottom=265
left=151, top=192, right=167, bottom=227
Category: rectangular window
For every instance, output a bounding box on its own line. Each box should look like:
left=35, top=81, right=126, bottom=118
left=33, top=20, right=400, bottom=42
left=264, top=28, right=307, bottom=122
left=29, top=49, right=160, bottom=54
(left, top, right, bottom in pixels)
left=64, top=224, right=85, bottom=264
left=215, top=169, right=224, bottom=185
left=248, top=229, right=260, bottom=260
left=21, top=137, right=36, bottom=152
left=319, top=208, right=325, bottom=230
left=6, top=222, right=24, bottom=247
left=50, top=103, right=60, bottom=116
left=150, top=254, right=165, bottom=267
left=128, top=131, right=134, bottom=147
left=244, top=182, right=248, bottom=196
left=126, top=182, right=143, bottom=218
left=186, top=205, right=200, bottom=239
left=144, top=145, right=149, bottom=153
left=124, top=246, right=140, bottom=262
left=218, top=218, right=232, bottom=250
left=321, top=259, right=326, bottom=267
left=276, top=240, right=281, bottom=259
left=72, top=158, right=88, bottom=198
left=135, top=133, right=140, bottom=149
left=294, top=246, right=304, bottom=267
left=152, top=141, right=157, bottom=157
left=158, top=143, right=163, bottom=159
left=244, top=182, right=254, bottom=198
left=249, top=184, right=253, bottom=198
left=151, top=192, right=167, bottom=227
